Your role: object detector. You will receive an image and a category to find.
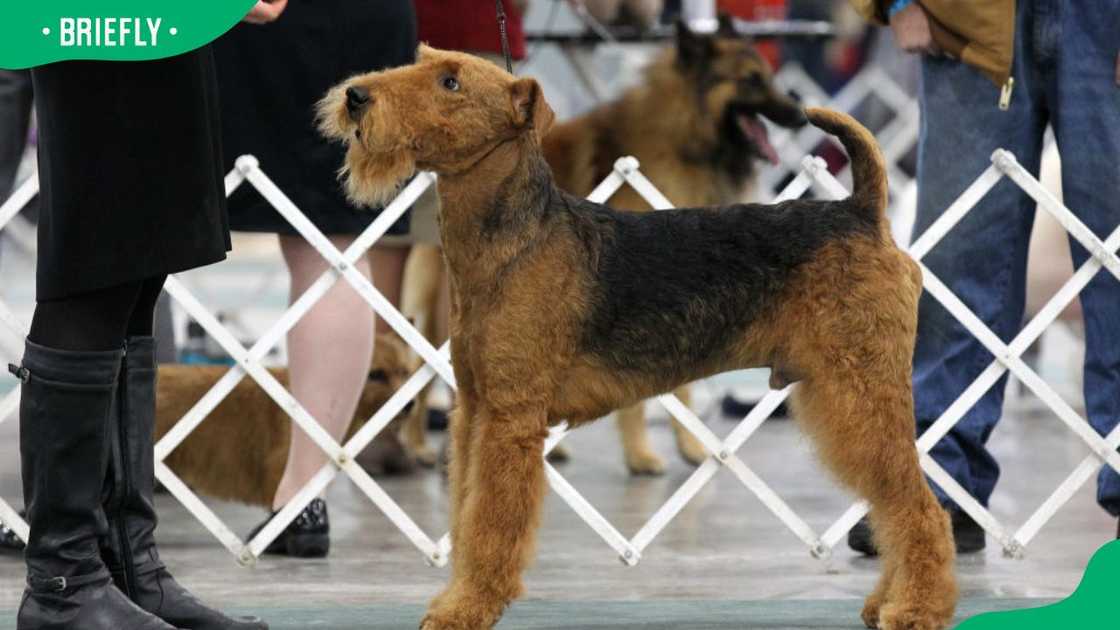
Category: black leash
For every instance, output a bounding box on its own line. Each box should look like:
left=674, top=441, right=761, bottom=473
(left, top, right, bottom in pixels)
left=495, top=0, right=514, bottom=73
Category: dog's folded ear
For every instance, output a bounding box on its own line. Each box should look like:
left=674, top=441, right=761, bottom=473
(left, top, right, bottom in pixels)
left=511, top=77, right=556, bottom=139
left=676, top=19, right=714, bottom=67
left=717, top=13, right=738, bottom=38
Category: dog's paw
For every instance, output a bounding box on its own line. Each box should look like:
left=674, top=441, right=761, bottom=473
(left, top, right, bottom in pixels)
left=626, top=450, right=666, bottom=476
left=420, top=592, right=504, bottom=630
left=419, top=614, right=463, bottom=630
left=675, top=433, right=708, bottom=467
left=546, top=443, right=571, bottom=463
left=877, top=604, right=950, bottom=630
left=860, top=594, right=883, bottom=629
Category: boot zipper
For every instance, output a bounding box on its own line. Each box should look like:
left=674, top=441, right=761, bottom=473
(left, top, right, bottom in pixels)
left=114, top=345, right=139, bottom=599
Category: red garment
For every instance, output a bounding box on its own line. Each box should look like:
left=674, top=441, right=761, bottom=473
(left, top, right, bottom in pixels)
left=718, top=0, right=787, bottom=69
left=414, top=0, right=527, bottom=59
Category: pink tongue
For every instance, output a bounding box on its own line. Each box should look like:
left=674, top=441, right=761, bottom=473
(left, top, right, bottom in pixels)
left=737, top=115, right=779, bottom=165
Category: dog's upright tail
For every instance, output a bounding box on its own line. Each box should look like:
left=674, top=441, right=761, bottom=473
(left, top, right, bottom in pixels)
left=804, top=107, right=888, bottom=221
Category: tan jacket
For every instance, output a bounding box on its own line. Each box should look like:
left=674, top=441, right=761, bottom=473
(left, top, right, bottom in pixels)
left=850, top=0, right=1015, bottom=87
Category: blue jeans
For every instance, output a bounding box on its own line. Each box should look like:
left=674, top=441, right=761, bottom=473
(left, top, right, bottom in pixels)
left=913, top=0, right=1120, bottom=516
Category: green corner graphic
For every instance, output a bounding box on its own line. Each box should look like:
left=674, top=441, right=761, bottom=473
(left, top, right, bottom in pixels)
left=956, top=540, right=1120, bottom=629
left=0, top=1, right=256, bottom=69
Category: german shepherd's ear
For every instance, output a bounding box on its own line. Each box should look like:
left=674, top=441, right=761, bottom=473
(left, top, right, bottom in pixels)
left=675, top=19, right=713, bottom=67
left=717, top=13, right=738, bottom=37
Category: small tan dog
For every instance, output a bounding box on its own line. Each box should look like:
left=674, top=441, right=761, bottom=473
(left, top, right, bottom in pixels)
left=154, top=333, right=413, bottom=508
left=399, top=19, right=808, bottom=475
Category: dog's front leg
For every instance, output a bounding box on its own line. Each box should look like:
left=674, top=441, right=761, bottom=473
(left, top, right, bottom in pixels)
left=445, top=401, right=475, bottom=577
left=422, top=405, right=549, bottom=630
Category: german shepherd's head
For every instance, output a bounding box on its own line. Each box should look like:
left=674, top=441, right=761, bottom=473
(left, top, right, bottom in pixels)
left=669, top=15, right=806, bottom=178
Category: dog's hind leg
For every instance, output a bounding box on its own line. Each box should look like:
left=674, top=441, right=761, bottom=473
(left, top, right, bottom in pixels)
left=400, top=244, right=444, bottom=467
left=669, top=384, right=708, bottom=466
left=792, top=367, right=957, bottom=630
left=617, top=403, right=666, bottom=475
left=422, top=405, right=549, bottom=630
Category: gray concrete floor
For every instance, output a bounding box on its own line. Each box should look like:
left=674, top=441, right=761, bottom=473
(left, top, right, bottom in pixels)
left=0, top=403, right=1113, bottom=628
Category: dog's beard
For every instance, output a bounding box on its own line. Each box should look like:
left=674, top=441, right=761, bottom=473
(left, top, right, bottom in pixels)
left=317, top=88, right=417, bottom=208
left=341, top=144, right=416, bottom=208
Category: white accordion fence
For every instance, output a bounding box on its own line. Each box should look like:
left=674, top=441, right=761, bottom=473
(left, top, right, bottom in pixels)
left=1, top=142, right=1117, bottom=568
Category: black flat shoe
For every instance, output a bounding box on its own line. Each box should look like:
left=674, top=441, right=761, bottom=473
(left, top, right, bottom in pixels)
left=1, top=510, right=26, bottom=553
left=248, top=498, right=330, bottom=558
left=848, top=509, right=986, bottom=556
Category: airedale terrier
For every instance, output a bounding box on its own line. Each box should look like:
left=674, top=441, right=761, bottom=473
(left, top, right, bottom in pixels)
left=319, top=46, right=958, bottom=630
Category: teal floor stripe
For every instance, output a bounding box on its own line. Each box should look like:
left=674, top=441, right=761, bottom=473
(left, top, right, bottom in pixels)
left=0, top=598, right=1051, bottom=629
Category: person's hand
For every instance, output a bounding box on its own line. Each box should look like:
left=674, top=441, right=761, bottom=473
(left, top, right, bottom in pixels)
left=243, top=0, right=288, bottom=25
left=888, top=2, right=940, bottom=56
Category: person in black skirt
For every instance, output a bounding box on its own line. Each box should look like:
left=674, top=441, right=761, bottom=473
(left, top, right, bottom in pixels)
left=214, top=0, right=417, bottom=558
left=9, top=4, right=288, bottom=628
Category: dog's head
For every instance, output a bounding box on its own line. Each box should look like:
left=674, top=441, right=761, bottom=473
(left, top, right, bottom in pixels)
left=674, top=15, right=807, bottom=165
left=349, top=332, right=415, bottom=439
left=318, top=45, right=555, bottom=207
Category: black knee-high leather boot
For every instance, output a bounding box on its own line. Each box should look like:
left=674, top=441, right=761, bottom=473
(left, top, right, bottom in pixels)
left=14, top=340, right=179, bottom=630
left=102, top=337, right=268, bottom=630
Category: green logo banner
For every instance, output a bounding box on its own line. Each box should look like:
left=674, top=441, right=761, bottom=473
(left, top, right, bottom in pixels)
left=0, top=1, right=257, bottom=69
left=956, top=540, right=1119, bottom=629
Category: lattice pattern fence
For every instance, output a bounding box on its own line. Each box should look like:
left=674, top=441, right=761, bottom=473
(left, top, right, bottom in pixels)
left=2, top=135, right=1116, bottom=565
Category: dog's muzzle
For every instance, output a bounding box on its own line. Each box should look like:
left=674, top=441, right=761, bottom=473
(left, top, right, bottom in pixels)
left=346, top=86, right=371, bottom=120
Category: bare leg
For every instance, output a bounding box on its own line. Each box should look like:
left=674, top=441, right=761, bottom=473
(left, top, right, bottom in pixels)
left=423, top=407, right=548, bottom=630
left=616, top=403, right=665, bottom=475
left=623, top=0, right=663, bottom=27
left=582, top=0, right=623, bottom=24
left=271, top=234, right=374, bottom=510
left=669, top=384, right=708, bottom=466
left=370, top=243, right=410, bottom=335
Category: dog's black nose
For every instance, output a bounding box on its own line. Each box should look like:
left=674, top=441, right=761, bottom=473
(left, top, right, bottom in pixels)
left=346, top=86, right=371, bottom=117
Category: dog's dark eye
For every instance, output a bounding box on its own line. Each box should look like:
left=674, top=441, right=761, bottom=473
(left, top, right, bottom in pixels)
left=441, top=75, right=460, bottom=92
left=368, top=369, right=388, bottom=382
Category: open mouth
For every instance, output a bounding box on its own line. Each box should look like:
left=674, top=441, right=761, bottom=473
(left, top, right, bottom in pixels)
left=732, top=109, right=779, bottom=166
